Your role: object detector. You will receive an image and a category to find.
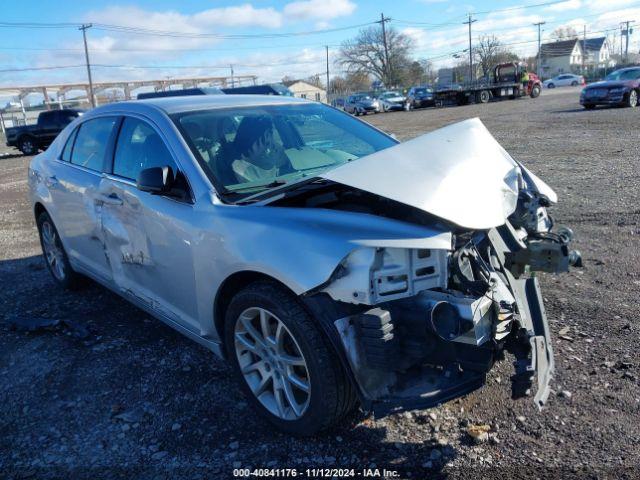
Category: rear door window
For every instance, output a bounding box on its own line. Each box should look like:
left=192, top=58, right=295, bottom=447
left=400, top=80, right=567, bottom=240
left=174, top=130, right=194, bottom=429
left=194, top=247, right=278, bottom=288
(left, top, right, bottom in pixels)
left=61, top=127, right=79, bottom=162
left=70, top=117, right=117, bottom=172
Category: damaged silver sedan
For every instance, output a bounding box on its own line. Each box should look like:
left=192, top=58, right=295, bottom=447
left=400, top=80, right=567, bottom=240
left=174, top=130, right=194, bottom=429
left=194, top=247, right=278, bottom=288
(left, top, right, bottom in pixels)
left=28, top=95, right=581, bottom=434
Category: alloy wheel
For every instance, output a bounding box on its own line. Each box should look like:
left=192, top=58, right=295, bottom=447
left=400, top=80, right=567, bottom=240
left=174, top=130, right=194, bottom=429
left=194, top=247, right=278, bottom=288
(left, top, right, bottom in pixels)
left=234, top=307, right=311, bottom=420
left=41, top=221, right=66, bottom=280
left=21, top=139, right=35, bottom=155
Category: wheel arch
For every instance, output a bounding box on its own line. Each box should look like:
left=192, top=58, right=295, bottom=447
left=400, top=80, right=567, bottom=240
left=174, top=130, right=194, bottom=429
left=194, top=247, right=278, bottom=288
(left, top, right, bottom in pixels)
left=34, top=201, right=47, bottom=221
left=214, top=270, right=298, bottom=356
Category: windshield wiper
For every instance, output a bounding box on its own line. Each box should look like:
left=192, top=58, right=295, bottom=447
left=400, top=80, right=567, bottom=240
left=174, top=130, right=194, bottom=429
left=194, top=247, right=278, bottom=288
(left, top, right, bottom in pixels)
left=236, top=177, right=330, bottom=204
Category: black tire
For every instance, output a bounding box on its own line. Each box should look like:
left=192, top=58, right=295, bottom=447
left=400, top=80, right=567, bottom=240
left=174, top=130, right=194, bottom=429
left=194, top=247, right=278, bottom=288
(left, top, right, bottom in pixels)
left=625, top=90, right=638, bottom=108
left=18, top=136, right=38, bottom=156
left=477, top=90, right=490, bottom=103
left=224, top=280, right=357, bottom=435
left=583, top=104, right=596, bottom=110
left=571, top=81, right=578, bottom=86
left=547, top=83, right=555, bottom=89
left=530, top=85, right=541, bottom=99
left=36, top=211, right=83, bottom=290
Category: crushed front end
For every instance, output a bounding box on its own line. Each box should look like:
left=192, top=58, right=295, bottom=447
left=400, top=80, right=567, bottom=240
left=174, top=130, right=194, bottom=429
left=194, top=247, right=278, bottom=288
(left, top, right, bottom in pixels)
left=303, top=182, right=580, bottom=415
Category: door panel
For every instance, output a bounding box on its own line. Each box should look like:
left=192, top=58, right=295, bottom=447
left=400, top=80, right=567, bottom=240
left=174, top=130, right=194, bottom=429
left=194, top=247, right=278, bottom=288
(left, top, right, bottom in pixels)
left=99, top=116, right=199, bottom=331
left=48, top=161, right=112, bottom=282
left=48, top=117, right=118, bottom=282
left=99, top=179, right=199, bottom=331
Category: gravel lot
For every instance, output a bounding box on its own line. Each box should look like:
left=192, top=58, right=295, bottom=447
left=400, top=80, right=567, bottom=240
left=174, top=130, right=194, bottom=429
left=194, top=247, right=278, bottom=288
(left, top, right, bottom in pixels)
left=1, top=88, right=639, bottom=479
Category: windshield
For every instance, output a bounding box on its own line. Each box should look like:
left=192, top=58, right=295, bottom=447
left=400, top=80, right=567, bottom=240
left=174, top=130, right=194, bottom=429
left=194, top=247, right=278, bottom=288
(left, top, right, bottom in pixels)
left=605, top=69, right=640, bottom=81
left=174, top=103, right=396, bottom=199
left=354, top=95, right=372, bottom=101
left=414, top=88, right=432, bottom=94
left=381, top=92, right=400, bottom=98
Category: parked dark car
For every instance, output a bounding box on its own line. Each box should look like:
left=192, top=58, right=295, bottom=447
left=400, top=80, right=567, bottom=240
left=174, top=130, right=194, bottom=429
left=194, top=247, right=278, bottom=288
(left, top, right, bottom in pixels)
left=222, top=83, right=293, bottom=96
left=344, top=94, right=380, bottom=115
left=406, top=86, right=435, bottom=109
left=580, top=67, right=640, bottom=109
left=331, top=97, right=346, bottom=109
left=5, top=109, right=83, bottom=155
left=137, top=87, right=223, bottom=99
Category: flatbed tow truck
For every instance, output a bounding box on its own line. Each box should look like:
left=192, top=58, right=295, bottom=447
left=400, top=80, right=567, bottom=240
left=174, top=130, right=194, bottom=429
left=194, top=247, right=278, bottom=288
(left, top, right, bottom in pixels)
left=435, top=62, right=542, bottom=107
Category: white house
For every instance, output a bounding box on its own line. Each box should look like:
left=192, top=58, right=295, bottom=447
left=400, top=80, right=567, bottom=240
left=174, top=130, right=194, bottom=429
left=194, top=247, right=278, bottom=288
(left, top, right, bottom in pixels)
left=540, top=39, right=584, bottom=77
left=282, top=80, right=327, bottom=103
left=539, top=37, right=615, bottom=77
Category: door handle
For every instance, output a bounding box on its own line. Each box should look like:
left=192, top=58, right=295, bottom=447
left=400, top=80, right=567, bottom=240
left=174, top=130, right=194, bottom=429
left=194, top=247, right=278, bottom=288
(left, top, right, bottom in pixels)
left=96, top=193, right=123, bottom=206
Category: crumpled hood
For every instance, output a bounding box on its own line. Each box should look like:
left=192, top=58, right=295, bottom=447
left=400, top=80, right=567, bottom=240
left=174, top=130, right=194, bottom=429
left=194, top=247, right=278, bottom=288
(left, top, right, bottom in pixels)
left=321, top=118, right=555, bottom=230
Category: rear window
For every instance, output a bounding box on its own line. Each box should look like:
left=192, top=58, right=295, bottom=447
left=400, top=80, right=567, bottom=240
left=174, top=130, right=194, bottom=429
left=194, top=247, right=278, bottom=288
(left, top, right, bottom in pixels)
left=70, top=117, right=117, bottom=172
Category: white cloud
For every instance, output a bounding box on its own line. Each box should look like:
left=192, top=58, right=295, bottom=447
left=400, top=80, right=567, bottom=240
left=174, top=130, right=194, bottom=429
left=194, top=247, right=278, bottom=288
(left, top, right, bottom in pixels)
left=194, top=4, right=284, bottom=28
left=546, top=0, right=581, bottom=12
left=88, top=4, right=284, bottom=31
left=283, top=0, right=356, bottom=21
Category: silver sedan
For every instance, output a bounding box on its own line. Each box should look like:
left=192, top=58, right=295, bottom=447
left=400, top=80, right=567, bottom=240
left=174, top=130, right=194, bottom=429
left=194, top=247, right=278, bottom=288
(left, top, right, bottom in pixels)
left=29, top=95, right=580, bottom=434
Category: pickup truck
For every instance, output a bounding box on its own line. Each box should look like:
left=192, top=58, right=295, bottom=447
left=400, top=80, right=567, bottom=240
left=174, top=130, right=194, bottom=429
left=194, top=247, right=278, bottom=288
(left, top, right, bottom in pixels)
left=5, top=109, right=83, bottom=155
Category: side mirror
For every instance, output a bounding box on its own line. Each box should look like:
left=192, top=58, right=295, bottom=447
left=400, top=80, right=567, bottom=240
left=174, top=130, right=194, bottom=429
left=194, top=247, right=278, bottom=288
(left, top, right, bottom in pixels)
left=136, top=166, right=174, bottom=194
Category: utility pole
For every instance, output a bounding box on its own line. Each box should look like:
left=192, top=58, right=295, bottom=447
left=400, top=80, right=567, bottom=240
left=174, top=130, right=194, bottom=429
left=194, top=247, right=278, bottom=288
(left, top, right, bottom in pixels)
left=325, top=45, right=330, bottom=101
left=230, top=64, right=235, bottom=87
left=621, top=20, right=635, bottom=63
left=463, top=14, right=477, bottom=85
left=79, top=24, right=95, bottom=108
left=534, top=21, right=546, bottom=78
left=379, top=13, right=390, bottom=85
left=582, top=25, right=586, bottom=75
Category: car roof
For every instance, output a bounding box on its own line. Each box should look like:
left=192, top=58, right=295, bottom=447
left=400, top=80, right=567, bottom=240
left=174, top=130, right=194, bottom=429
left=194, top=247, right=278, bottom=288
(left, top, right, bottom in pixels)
left=88, top=94, right=310, bottom=116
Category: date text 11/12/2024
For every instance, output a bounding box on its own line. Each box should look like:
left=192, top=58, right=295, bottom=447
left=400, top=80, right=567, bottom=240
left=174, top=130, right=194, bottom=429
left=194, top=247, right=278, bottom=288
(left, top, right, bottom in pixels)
left=233, top=468, right=401, bottom=478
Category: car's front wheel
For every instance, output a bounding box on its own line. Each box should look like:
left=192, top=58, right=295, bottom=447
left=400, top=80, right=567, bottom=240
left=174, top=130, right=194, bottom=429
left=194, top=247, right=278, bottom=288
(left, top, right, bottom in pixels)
left=625, top=90, right=638, bottom=108
left=37, top=211, right=82, bottom=289
left=547, top=82, right=555, bottom=89
left=583, top=104, right=596, bottom=110
left=530, top=85, right=541, bottom=98
left=224, top=280, right=357, bottom=435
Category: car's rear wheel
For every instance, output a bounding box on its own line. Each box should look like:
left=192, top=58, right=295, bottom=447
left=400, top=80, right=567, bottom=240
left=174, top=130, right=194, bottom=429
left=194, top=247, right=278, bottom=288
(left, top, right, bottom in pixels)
left=37, top=212, right=82, bottom=289
left=18, top=137, right=37, bottom=156
left=224, top=280, right=357, bottom=435
left=626, top=90, right=638, bottom=108
left=477, top=90, right=490, bottom=103
left=583, top=104, right=596, bottom=110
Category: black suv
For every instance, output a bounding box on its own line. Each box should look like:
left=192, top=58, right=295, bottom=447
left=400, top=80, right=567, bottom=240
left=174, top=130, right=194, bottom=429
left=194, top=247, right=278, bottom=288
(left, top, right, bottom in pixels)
left=5, top=109, right=83, bottom=155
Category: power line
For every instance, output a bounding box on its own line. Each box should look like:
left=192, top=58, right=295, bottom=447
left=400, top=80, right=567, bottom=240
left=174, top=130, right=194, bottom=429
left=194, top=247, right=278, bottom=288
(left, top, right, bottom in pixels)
left=89, top=21, right=377, bottom=39
left=0, top=19, right=377, bottom=39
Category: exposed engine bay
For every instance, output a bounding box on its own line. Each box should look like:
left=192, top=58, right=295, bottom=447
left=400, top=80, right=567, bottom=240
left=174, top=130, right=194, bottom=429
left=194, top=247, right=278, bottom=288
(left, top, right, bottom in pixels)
left=274, top=172, right=581, bottom=414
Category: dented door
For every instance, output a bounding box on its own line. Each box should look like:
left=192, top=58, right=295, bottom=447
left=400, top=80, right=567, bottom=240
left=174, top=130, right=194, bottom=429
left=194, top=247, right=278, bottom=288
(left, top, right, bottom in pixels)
left=98, top=177, right=200, bottom=331
left=98, top=116, right=200, bottom=332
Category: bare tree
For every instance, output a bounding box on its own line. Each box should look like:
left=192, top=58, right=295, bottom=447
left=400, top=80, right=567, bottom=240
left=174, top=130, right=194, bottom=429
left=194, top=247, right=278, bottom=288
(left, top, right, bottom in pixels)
left=339, top=25, right=414, bottom=87
left=474, top=35, right=520, bottom=77
left=550, top=26, right=579, bottom=41
left=329, top=72, right=371, bottom=94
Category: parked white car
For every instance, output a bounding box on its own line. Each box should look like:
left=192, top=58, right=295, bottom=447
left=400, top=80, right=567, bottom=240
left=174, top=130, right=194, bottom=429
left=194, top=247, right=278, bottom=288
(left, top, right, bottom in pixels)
left=543, top=74, right=584, bottom=88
